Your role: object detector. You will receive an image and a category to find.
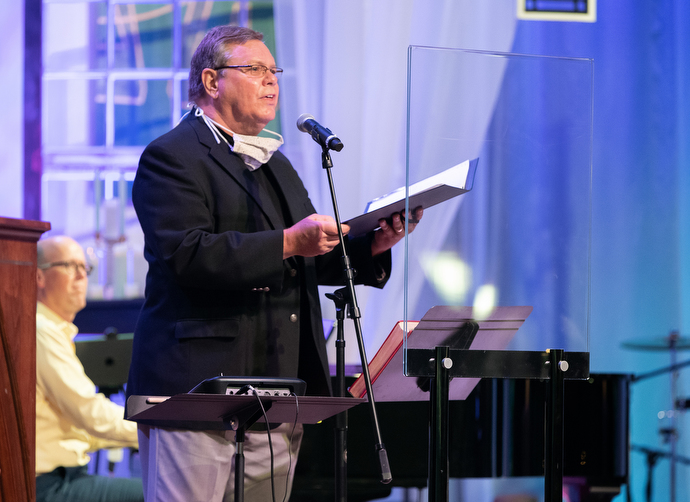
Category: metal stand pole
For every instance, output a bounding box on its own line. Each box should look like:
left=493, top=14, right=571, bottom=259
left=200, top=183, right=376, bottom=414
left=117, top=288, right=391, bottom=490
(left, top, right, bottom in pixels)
left=428, top=346, right=452, bottom=502
left=320, top=146, right=391, bottom=485
left=406, top=342, right=587, bottom=502
left=544, top=349, right=565, bottom=502
left=326, top=289, right=349, bottom=502
left=669, top=333, right=678, bottom=502
left=234, top=427, right=246, bottom=502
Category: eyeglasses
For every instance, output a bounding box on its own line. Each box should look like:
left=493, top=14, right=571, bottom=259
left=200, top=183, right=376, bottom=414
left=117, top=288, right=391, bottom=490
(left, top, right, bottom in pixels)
left=214, top=64, right=283, bottom=79
left=38, top=261, right=93, bottom=277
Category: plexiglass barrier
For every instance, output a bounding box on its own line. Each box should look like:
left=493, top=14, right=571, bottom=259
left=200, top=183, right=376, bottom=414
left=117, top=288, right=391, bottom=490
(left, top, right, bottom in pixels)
left=402, top=46, right=593, bottom=371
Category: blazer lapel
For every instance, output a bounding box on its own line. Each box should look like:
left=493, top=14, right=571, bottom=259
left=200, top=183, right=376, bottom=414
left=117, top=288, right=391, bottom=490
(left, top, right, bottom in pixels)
left=263, top=155, right=311, bottom=226
left=188, top=115, right=285, bottom=229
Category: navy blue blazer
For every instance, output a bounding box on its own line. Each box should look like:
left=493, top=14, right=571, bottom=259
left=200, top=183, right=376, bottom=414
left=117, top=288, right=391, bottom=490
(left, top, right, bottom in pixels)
left=126, top=112, right=390, bottom=401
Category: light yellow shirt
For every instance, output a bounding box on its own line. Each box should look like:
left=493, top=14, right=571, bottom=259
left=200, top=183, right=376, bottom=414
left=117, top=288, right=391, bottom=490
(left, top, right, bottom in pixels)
left=35, top=302, right=138, bottom=475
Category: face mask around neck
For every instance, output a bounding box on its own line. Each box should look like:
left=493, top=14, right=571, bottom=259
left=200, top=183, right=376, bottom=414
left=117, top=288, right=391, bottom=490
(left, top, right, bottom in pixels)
left=230, top=130, right=284, bottom=170
left=193, top=107, right=284, bottom=170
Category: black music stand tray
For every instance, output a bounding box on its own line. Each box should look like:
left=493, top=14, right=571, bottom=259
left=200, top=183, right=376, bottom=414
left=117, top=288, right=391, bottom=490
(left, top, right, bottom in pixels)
left=126, top=393, right=365, bottom=501
left=378, top=306, right=589, bottom=502
left=75, top=332, right=133, bottom=394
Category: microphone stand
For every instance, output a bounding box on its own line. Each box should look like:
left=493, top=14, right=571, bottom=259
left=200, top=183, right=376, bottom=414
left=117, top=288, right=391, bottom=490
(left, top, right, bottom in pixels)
left=325, top=287, right=349, bottom=502
left=319, top=145, right=392, bottom=501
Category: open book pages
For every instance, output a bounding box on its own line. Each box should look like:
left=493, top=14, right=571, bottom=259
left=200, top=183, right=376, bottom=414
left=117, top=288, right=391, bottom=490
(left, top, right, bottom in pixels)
left=365, top=158, right=476, bottom=213
left=343, top=158, right=478, bottom=236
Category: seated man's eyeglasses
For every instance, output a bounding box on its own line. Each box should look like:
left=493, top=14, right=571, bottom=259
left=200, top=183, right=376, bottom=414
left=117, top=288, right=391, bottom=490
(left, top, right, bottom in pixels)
left=214, top=64, right=283, bottom=79
left=39, top=261, right=93, bottom=277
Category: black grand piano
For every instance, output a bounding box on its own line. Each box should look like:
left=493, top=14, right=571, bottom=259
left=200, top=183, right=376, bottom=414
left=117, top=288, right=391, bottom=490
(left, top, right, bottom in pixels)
left=292, top=373, right=630, bottom=502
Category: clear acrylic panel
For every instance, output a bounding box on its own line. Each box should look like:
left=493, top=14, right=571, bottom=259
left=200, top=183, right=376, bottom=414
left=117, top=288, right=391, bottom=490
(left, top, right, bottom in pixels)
left=403, top=47, right=593, bottom=369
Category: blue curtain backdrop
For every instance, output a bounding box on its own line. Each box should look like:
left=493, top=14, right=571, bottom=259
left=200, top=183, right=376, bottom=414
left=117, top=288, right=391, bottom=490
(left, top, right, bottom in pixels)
left=509, top=3, right=689, bottom=500
left=277, top=1, right=690, bottom=500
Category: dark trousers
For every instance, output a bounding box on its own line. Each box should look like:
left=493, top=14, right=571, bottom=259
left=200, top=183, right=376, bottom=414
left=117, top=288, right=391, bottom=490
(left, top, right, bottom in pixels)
left=36, top=465, right=144, bottom=502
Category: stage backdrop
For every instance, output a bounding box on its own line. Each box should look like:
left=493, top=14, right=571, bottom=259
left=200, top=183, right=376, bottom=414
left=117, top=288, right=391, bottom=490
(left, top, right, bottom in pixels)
left=8, top=1, right=690, bottom=501
left=275, top=1, right=690, bottom=501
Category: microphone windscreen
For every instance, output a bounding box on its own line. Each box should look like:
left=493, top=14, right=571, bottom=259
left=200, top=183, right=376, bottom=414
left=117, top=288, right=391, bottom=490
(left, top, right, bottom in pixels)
left=296, top=113, right=315, bottom=133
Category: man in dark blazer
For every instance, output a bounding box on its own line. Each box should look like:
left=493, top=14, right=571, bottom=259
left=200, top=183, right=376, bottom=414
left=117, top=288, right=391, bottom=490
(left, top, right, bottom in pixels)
left=126, top=25, right=420, bottom=502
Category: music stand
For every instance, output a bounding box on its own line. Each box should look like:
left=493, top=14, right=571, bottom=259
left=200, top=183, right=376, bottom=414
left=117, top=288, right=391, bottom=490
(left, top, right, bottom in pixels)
left=354, top=306, right=534, bottom=403
left=126, top=393, right=365, bottom=501
left=75, top=331, right=133, bottom=394
left=388, top=306, right=589, bottom=502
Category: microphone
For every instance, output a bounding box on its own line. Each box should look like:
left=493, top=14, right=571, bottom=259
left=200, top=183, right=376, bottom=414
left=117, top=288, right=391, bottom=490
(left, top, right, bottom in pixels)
left=296, top=114, right=344, bottom=152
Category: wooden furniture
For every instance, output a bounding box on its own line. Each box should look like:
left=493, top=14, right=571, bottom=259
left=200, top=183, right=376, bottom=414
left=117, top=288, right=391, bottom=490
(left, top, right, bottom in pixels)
left=0, top=217, right=50, bottom=502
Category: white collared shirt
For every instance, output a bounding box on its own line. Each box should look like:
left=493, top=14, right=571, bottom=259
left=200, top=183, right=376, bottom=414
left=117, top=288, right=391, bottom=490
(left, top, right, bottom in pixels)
left=35, top=302, right=138, bottom=475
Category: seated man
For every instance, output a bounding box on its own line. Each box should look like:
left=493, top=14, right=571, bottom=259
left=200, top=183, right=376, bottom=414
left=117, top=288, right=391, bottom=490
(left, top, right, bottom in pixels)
left=35, top=235, right=143, bottom=502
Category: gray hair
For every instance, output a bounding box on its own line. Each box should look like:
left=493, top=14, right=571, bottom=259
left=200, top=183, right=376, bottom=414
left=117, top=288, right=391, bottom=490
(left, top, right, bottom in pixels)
left=188, top=25, right=264, bottom=103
